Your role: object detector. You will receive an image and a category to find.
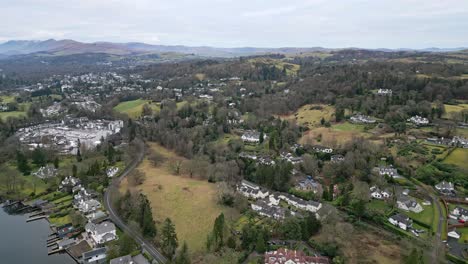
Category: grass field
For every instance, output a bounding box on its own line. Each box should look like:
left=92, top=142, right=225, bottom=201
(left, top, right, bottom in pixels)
left=123, top=143, right=239, bottom=253
left=0, top=95, right=16, bottom=103
left=457, top=227, right=468, bottom=243
left=299, top=126, right=372, bottom=147
left=0, top=111, right=27, bottom=120
left=444, top=148, right=468, bottom=170
left=443, top=104, right=468, bottom=119
left=280, top=104, right=335, bottom=128
left=114, top=99, right=160, bottom=118
left=404, top=202, right=434, bottom=227
left=366, top=199, right=392, bottom=215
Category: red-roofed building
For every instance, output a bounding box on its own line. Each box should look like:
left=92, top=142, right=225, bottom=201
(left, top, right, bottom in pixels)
left=264, top=248, right=330, bottom=264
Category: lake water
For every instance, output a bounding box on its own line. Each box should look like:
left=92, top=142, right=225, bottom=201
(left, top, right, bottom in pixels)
left=0, top=208, right=75, bottom=264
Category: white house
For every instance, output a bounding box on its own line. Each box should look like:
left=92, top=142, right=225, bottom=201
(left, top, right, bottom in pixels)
left=370, top=186, right=392, bottom=200
left=278, top=194, right=322, bottom=213
left=451, top=206, right=468, bottom=221
left=350, top=114, right=376, bottom=124
left=448, top=229, right=461, bottom=239
left=375, top=165, right=400, bottom=178
left=407, top=115, right=429, bottom=126
left=388, top=214, right=412, bottom=230
left=237, top=180, right=269, bottom=199
left=241, top=131, right=262, bottom=143
left=435, top=181, right=455, bottom=194
left=78, top=199, right=101, bottom=213
left=106, top=167, right=119, bottom=178
left=312, top=145, right=333, bottom=154
left=377, top=89, right=393, bottom=96
left=85, top=221, right=117, bottom=245
left=397, top=196, right=423, bottom=213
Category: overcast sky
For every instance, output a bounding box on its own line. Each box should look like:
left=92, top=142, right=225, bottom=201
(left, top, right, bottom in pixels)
left=2, top=0, right=468, bottom=48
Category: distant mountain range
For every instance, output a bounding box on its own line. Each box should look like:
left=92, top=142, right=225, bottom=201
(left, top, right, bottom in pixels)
left=0, top=39, right=466, bottom=58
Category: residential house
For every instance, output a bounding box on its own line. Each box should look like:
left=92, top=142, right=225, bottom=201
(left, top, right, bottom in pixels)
left=350, top=114, right=376, bottom=124
left=264, top=248, right=330, bottom=264
left=280, top=152, right=303, bottom=165
left=295, top=177, right=322, bottom=194
left=388, top=214, right=412, bottom=230
left=59, top=176, right=81, bottom=193
left=241, top=131, right=262, bottom=143
left=448, top=228, right=461, bottom=239
left=237, top=180, right=270, bottom=200
left=106, top=167, right=119, bottom=178
left=397, top=196, right=423, bottom=213
left=78, top=199, right=101, bottom=214
left=251, top=200, right=287, bottom=220
left=33, top=165, right=58, bottom=179
left=435, top=181, right=455, bottom=195
left=375, top=165, right=400, bottom=178
left=407, top=115, right=429, bottom=126
left=82, top=247, right=107, bottom=264
left=451, top=206, right=468, bottom=221
left=312, top=145, right=333, bottom=154
left=377, top=88, right=392, bottom=96
left=85, top=221, right=117, bottom=245
left=278, top=194, right=322, bottom=213
left=330, top=155, right=345, bottom=163
left=370, top=186, right=391, bottom=200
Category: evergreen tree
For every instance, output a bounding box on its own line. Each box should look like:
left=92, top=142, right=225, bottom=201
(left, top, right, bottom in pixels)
left=53, top=157, right=59, bottom=169
left=16, top=151, right=31, bottom=175
left=161, top=218, right=178, bottom=259
left=139, top=195, right=157, bottom=238
left=213, top=213, right=225, bottom=249
left=255, top=233, right=266, bottom=253
left=174, top=241, right=191, bottom=264
left=72, top=164, right=77, bottom=178
left=32, top=147, right=46, bottom=167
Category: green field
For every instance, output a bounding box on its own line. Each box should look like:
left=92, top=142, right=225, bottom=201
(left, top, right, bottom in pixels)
left=123, top=143, right=239, bottom=253
left=404, top=202, right=434, bottom=227
left=457, top=227, right=468, bottom=243
left=444, top=148, right=468, bottom=170
left=114, top=99, right=160, bottom=118
left=0, top=95, right=16, bottom=103
left=280, top=104, right=335, bottom=128
left=443, top=104, right=468, bottom=119
left=0, top=111, right=27, bottom=120
left=332, top=122, right=367, bottom=132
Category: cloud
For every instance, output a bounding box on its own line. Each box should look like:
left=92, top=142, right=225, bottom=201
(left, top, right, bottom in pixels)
left=0, top=0, right=467, bottom=48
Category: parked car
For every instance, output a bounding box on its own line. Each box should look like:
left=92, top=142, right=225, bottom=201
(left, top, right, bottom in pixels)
left=458, top=219, right=465, bottom=223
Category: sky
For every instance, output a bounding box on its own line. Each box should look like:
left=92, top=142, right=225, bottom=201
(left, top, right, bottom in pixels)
left=1, top=0, right=468, bottom=48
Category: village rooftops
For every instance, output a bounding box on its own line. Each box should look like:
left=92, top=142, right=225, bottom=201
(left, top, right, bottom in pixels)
left=264, top=248, right=330, bottom=264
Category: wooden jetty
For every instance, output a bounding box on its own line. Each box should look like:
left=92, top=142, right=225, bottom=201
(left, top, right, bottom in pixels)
left=26, top=215, right=48, bottom=222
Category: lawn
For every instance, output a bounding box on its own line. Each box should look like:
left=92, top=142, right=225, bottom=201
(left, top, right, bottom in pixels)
left=49, top=215, right=71, bottom=226
left=0, top=111, right=27, bottom=120
left=331, top=122, right=367, bottom=132
left=444, top=148, right=468, bottom=170
left=299, top=126, right=373, bottom=147
left=279, top=104, right=335, bottom=129
left=0, top=95, right=16, bottom=103
left=457, top=227, right=468, bottom=243
left=0, top=163, right=52, bottom=199
left=442, top=104, right=468, bottom=119
left=404, top=202, right=434, bottom=228
left=122, top=143, right=239, bottom=253
left=113, top=99, right=160, bottom=118
left=367, top=199, right=392, bottom=215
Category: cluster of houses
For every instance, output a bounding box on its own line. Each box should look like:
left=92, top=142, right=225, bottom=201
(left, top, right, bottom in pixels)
left=53, top=175, right=121, bottom=264
left=450, top=206, right=468, bottom=222
left=350, top=114, right=376, bottom=124
left=426, top=136, right=468, bottom=148
left=239, top=152, right=276, bottom=166
left=407, top=115, right=429, bottom=126
left=16, top=117, right=124, bottom=154
left=330, top=154, right=345, bottom=163
left=238, top=180, right=322, bottom=220
left=280, top=152, right=303, bottom=164
left=264, top=248, right=330, bottom=264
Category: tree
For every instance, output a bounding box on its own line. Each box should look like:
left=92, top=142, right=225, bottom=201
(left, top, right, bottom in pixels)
left=255, top=233, right=266, bottom=253
left=16, top=151, right=31, bottom=175
left=140, top=195, right=157, bottom=238
left=53, top=157, right=59, bottom=169
left=76, top=147, right=82, bottom=162
left=174, top=241, right=191, bottom=264
left=72, top=164, right=77, bottom=178
left=212, top=213, right=225, bottom=249
left=161, top=218, right=178, bottom=259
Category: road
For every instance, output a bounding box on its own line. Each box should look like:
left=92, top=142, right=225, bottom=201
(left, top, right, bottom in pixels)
left=103, top=139, right=167, bottom=263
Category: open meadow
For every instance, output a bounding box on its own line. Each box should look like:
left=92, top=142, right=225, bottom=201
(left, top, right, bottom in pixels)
left=279, top=104, right=335, bottom=128
left=443, top=148, right=468, bottom=171
left=122, top=143, right=239, bottom=253
left=113, top=99, right=160, bottom=118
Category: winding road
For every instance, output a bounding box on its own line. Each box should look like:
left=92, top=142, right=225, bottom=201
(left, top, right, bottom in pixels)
left=103, top=139, right=167, bottom=263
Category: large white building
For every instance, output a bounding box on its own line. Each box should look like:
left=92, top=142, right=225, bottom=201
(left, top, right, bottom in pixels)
left=85, top=221, right=117, bottom=245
